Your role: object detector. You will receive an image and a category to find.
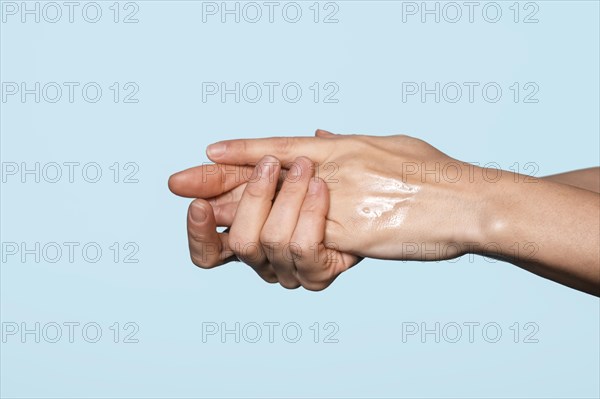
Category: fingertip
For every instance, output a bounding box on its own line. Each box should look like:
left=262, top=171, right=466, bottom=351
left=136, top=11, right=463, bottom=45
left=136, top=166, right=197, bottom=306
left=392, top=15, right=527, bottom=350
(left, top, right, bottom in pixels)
left=188, top=199, right=212, bottom=225
left=286, top=156, right=314, bottom=179
left=206, top=142, right=226, bottom=160
left=167, top=166, right=211, bottom=198
left=308, top=177, right=324, bottom=194
left=306, top=177, right=329, bottom=211
left=255, top=155, right=281, bottom=182
left=260, top=154, right=280, bottom=166
left=315, top=129, right=336, bottom=138
left=186, top=199, right=225, bottom=269
left=167, top=172, right=179, bottom=194
left=168, top=170, right=190, bottom=195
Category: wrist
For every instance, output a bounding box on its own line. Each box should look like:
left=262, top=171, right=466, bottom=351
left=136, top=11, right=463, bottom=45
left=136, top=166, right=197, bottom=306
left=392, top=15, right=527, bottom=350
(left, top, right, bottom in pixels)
left=466, top=166, right=530, bottom=256
left=452, top=164, right=519, bottom=251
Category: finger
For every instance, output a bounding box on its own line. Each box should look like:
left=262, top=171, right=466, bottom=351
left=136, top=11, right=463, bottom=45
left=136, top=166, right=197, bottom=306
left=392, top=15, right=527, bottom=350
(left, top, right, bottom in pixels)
left=291, top=178, right=357, bottom=290
left=260, top=157, right=314, bottom=289
left=206, top=136, right=335, bottom=166
left=169, top=165, right=287, bottom=216
left=208, top=169, right=296, bottom=227
left=228, top=155, right=281, bottom=282
left=187, top=199, right=234, bottom=268
left=207, top=183, right=246, bottom=226
left=169, top=164, right=254, bottom=198
left=314, top=129, right=337, bottom=138
left=211, top=202, right=238, bottom=227
left=209, top=171, right=293, bottom=227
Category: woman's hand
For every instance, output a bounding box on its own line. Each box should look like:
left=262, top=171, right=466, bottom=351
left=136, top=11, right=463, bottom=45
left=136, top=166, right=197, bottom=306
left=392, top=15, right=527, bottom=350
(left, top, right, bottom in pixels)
left=172, top=131, right=486, bottom=261
left=181, top=154, right=360, bottom=290
left=169, top=130, right=599, bottom=295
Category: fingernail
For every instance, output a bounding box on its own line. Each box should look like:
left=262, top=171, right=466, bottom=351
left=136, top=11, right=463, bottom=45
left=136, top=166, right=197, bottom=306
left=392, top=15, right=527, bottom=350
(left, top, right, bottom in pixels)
left=289, top=163, right=300, bottom=178
left=250, top=163, right=261, bottom=181
left=190, top=203, right=207, bottom=223
left=207, top=143, right=225, bottom=158
left=308, top=178, right=320, bottom=194
left=263, top=156, right=279, bottom=178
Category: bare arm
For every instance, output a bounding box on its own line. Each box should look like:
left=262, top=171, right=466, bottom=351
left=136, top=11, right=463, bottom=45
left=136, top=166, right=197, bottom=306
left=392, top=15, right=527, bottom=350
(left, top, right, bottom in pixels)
left=478, top=173, right=599, bottom=296
left=169, top=132, right=600, bottom=295
left=542, top=167, right=600, bottom=193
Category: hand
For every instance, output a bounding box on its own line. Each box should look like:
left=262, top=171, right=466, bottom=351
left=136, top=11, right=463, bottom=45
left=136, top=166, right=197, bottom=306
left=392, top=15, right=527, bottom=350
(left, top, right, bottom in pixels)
left=170, top=130, right=599, bottom=295
left=182, top=154, right=360, bottom=290
left=170, top=130, right=485, bottom=261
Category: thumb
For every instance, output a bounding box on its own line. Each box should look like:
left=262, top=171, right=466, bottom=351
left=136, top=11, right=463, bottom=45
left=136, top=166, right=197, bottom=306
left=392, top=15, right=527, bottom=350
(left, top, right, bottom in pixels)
left=168, top=164, right=254, bottom=198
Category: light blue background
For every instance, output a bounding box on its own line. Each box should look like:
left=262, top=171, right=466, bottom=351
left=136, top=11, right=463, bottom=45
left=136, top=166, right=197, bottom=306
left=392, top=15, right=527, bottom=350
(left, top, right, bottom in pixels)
left=1, top=1, right=599, bottom=398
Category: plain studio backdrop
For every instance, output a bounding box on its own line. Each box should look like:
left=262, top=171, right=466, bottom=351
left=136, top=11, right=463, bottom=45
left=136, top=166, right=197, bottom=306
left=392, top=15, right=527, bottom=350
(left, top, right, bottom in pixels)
left=1, top=1, right=599, bottom=398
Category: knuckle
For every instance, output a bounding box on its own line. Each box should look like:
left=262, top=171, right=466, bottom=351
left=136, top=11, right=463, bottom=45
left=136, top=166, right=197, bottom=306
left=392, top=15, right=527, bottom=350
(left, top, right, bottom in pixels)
left=287, top=241, right=305, bottom=260
left=229, top=140, right=246, bottom=156
left=260, top=226, right=285, bottom=248
left=228, top=232, right=256, bottom=259
left=240, top=247, right=263, bottom=265
left=188, top=231, right=207, bottom=244
left=289, top=240, right=318, bottom=267
left=295, top=260, right=318, bottom=275
left=338, top=154, right=362, bottom=170
left=261, top=274, right=279, bottom=284
left=301, top=279, right=329, bottom=292
left=227, top=230, right=243, bottom=249
left=279, top=279, right=301, bottom=290
left=296, top=260, right=321, bottom=280
left=241, top=245, right=260, bottom=262
left=275, top=137, right=294, bottom=155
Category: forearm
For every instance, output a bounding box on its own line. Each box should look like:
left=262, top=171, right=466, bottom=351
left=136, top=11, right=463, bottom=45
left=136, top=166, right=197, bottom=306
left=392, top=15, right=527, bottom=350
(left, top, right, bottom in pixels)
left=475, top=171, right=600, bottom=296
left=542, top=167, right=600, bottom=193
left=170, top=133, right=600, bottom=294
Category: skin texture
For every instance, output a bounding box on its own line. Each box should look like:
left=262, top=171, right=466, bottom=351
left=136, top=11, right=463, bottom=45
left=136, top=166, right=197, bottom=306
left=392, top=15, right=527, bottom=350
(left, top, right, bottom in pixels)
left=179, top=154, right=359, bottom=290
left=168, top=130, right=600, bottom=296
left=542, top=168, right=600, bottom=193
